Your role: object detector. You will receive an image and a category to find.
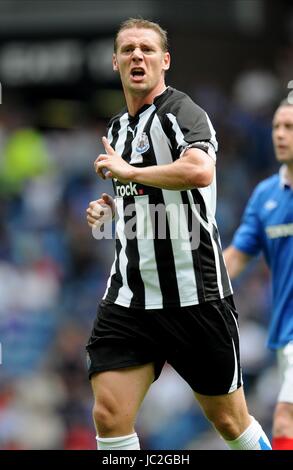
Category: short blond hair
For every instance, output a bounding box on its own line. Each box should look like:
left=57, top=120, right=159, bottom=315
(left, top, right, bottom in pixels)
left=278, top=98, right=293, bottom=108
left=114, top=18, right=169, bottom=53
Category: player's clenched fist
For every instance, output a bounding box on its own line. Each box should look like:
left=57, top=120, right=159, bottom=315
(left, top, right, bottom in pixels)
left=86, top=193, right=115, bottom=228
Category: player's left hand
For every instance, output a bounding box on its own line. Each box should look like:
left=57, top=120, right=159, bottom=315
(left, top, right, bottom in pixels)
left=94, top=137, right=134, bottom=183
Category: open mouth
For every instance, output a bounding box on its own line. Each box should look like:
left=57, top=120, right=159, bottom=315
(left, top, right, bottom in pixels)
left=277, top=145, right=287, bottom=151
left=130, top=68, right=145, bottom=80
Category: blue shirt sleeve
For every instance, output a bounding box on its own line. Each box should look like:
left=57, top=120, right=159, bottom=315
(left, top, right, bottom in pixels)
left=232, top=186, right=263, bottom=256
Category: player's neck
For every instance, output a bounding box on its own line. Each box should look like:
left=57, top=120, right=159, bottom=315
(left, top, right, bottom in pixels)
left=284, top=163, right=293, bottom=187
left=125, top=82, right=167, bottom=117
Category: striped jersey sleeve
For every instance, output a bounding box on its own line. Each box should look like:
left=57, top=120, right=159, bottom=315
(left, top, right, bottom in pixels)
left=159, top=91, right=218, bottom=161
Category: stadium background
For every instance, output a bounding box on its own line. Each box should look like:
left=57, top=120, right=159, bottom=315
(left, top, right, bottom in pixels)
left=0, top=0, right=292, bottom=449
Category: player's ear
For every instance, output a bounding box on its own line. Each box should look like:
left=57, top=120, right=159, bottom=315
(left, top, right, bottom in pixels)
left=113, top=53, right=119, bottom=71
left=162, top=52, right=170, bottom=71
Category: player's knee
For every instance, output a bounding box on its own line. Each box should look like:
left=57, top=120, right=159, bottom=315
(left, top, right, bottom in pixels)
left=93, top=402, right=118, bottom=435
left=273, top=404, right=293, bottom=436
left=208, top=412, right=241, bottom=440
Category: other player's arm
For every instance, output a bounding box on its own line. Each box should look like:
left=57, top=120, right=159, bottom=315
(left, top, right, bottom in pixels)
left=223, top=246, right=252, bottom=279
left=224, top=183, right=264, bottom=279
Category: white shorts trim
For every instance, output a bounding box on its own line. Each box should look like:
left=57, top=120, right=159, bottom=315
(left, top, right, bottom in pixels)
left=276, top=341, right=293, bottom=403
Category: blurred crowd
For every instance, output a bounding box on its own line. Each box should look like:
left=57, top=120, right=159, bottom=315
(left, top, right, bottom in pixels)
left=0, top=64, right=289, bottom=449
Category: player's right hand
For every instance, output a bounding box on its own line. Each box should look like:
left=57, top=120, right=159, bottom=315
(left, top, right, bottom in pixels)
left=86, top=193, right=115, bottom=228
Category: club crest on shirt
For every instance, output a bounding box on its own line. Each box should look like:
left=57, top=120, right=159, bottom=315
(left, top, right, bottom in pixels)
left=264, top=199, right=278, bottom=211
left=136, top=132, right=150, bottom=154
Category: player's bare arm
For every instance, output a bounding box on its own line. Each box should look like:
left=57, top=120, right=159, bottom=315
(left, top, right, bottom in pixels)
left=131, top=147, right=215, bottom=189
left=95, top=136, right=215, bottom=190
left=223, top=246, right=252, bottom=279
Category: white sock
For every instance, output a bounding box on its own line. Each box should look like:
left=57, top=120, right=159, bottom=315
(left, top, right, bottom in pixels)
left=225, top=417, right=271, bottom=450
left=96, top=432, right=140, bottom=450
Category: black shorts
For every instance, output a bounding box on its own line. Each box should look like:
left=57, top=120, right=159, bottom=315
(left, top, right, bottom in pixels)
left=86, top=296, right=242, bottom=396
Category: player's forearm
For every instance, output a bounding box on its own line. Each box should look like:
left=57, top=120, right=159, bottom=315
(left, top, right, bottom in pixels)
left=223, top=246, right=251, bottom=279
left=130, top=157, right=213, bottom=191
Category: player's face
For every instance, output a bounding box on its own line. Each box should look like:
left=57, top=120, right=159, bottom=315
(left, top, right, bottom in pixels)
left=113, top=27, right=170, bottom=97
left=272, top=106, right=293, bottom=164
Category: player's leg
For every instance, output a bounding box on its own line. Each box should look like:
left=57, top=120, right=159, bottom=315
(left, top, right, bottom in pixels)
left=164, top=296, right=271, bottom=449
left=195, top=386, right=249, bottom=438
left=195, top=387, right=271, bottom=449
left=91, top=363, right=155, bottom=449
left=272, top=342, right=293, bottom=449
left=273, top=403, right=293, bottom=449
left=86, top=302, right=165, bottom=449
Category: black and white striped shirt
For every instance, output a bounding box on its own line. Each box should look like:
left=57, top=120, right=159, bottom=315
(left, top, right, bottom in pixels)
left=102, top=87, right=232, bottom=309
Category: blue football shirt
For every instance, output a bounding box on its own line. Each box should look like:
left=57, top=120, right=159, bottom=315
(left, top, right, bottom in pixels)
left=232, top=167, right=293, bottom=349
